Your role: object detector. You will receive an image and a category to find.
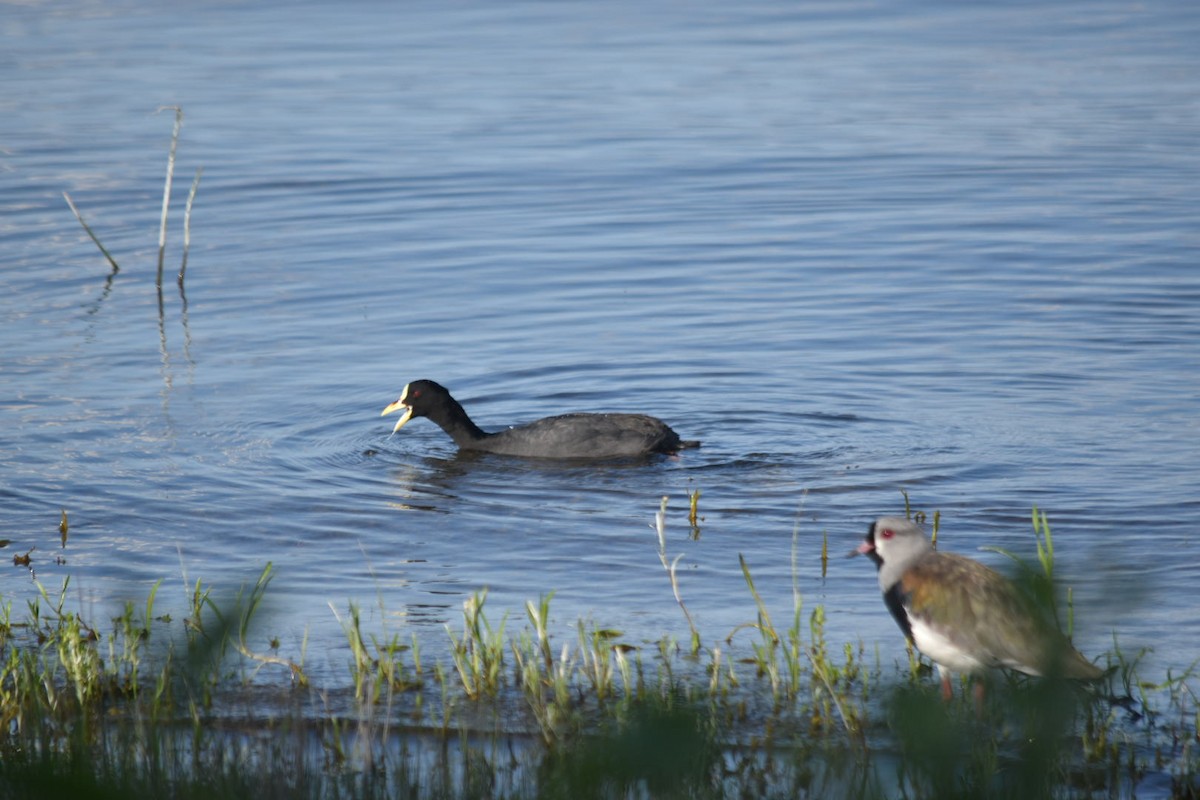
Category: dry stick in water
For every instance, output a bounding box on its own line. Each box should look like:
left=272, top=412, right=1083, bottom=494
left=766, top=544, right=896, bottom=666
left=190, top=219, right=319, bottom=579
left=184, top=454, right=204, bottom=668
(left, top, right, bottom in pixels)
left=63, top=192, right=120, bottom=273
left=156, top=105, right=183, bottom=288
left=179, top=165, right=203, bottom=286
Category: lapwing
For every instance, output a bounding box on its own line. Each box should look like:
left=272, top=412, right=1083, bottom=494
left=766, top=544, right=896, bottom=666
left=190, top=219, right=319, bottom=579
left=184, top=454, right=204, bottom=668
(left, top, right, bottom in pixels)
left=853, top=516, right=1102, bottom=702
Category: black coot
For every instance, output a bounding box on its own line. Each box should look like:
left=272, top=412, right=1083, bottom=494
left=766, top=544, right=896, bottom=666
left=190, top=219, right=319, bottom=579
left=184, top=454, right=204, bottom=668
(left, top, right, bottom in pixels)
left=381, top=379, right=699, bottom=459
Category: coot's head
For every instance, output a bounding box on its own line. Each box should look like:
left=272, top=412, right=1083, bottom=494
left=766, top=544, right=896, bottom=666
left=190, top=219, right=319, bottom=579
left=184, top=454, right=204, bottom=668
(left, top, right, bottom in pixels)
left=381, top=379, right=451, bottom=433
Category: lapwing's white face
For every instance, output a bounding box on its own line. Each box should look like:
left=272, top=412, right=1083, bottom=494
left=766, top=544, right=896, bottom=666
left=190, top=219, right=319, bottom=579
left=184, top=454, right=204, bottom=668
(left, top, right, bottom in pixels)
left=870, top=517, right=929, bottom=564
left=859, top=516, right=933, bottom=589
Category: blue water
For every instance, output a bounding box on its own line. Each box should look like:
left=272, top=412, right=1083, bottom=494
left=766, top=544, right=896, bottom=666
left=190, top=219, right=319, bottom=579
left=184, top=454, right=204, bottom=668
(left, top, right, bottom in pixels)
left=2, top=0, right=1198, bottom=692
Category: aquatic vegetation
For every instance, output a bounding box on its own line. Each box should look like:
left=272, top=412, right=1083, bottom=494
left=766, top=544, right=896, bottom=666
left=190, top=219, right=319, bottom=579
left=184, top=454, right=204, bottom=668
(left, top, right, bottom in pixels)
left=446, top=587, right=507, bottom=700
left=64, top=105, right=202, bottom=291
left=653, top=495, right=700, bottom=655
left=0, top=500, right=1195, bottom=799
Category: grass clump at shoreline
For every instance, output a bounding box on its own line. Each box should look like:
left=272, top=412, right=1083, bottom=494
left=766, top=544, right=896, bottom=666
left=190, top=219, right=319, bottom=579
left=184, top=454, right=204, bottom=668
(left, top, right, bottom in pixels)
left=0, top=502, right=1196, bottom=799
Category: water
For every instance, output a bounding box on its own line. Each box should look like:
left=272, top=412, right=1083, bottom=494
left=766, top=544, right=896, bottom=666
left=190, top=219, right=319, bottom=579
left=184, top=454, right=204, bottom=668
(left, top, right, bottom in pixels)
left=2, top=0, right=1198, bottom=692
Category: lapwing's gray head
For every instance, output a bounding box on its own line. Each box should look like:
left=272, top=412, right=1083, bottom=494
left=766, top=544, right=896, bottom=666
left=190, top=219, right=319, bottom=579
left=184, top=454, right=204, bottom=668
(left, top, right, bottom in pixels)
left=854, top=516, right=934, bottom=590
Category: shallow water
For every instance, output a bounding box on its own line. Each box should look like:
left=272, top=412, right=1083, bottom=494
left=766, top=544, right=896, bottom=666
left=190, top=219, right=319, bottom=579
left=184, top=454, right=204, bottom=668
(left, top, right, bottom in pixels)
left=2, top=0, right=1199, bottom=690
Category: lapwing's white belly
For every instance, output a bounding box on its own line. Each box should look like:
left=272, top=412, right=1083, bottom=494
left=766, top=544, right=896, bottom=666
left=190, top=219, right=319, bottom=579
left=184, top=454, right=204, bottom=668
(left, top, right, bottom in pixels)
left=909, top=617, right=987, bottom=672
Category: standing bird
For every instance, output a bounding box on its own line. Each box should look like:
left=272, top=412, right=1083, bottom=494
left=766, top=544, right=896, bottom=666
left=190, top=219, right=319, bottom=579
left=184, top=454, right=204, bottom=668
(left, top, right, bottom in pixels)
left=853, top=516, right=1102, bottom=702
left=381, top=379, right=699, bottom=460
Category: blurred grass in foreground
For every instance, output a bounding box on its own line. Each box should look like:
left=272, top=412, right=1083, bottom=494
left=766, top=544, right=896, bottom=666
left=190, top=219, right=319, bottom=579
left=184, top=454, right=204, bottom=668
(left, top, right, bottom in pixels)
left=0, top=504, right=1195, bottom=799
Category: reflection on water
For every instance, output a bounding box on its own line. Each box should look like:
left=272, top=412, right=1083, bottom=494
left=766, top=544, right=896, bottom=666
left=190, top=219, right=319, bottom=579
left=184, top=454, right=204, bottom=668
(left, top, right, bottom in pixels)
left=0, top=0, right=1198, bottom=691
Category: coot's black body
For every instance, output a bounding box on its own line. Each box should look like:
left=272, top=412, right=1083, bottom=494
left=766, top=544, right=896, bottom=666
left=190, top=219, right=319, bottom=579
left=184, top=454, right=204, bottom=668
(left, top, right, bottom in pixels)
left=382, top=380, right=699, bottom=459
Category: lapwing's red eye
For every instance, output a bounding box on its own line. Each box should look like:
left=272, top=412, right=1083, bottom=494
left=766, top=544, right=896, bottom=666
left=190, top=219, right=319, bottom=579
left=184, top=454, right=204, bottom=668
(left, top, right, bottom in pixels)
left=880, top=529, right=894, bottom=539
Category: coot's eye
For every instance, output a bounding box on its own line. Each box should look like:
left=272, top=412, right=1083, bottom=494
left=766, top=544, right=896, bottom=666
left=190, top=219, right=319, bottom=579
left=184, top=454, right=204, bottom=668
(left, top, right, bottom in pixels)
left=880, top=528, right=894, bottom=539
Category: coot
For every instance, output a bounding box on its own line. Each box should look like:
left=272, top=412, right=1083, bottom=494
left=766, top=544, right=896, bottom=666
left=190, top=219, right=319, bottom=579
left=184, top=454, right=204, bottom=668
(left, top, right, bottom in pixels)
left=381, top=379, right=699, bottom=459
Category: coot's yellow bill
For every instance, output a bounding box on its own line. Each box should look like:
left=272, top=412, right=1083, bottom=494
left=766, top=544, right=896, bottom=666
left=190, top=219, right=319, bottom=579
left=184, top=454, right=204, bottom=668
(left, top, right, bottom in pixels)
left=381, top=397, right=414, bottom=433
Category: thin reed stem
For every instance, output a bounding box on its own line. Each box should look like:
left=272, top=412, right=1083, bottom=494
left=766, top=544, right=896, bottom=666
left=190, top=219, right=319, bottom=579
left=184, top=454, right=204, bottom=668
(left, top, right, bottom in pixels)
left=653, top=496, right=700, bottom=653
left=156, top=105, right=183, bottom=287
left=63, top=191, right=120, bottom=273
left=792, top=489, right=807, bottom=603
left=179, top=165, right=203, bottom=285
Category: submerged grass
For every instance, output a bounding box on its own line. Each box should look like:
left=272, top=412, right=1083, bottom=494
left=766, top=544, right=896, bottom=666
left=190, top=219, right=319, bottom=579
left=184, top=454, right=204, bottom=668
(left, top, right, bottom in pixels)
left=1, top=501, right=1196, bottom=799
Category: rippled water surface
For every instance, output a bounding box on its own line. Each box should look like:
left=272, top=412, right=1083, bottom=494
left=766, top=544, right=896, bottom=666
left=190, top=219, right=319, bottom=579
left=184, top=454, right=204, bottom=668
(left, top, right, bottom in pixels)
left=3, top=0, right=1199, bottom=687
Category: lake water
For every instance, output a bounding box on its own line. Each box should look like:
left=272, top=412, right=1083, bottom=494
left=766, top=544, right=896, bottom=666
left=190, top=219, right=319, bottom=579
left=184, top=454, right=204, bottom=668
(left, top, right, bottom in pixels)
left=3, top=0, right=1198, bottom=695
